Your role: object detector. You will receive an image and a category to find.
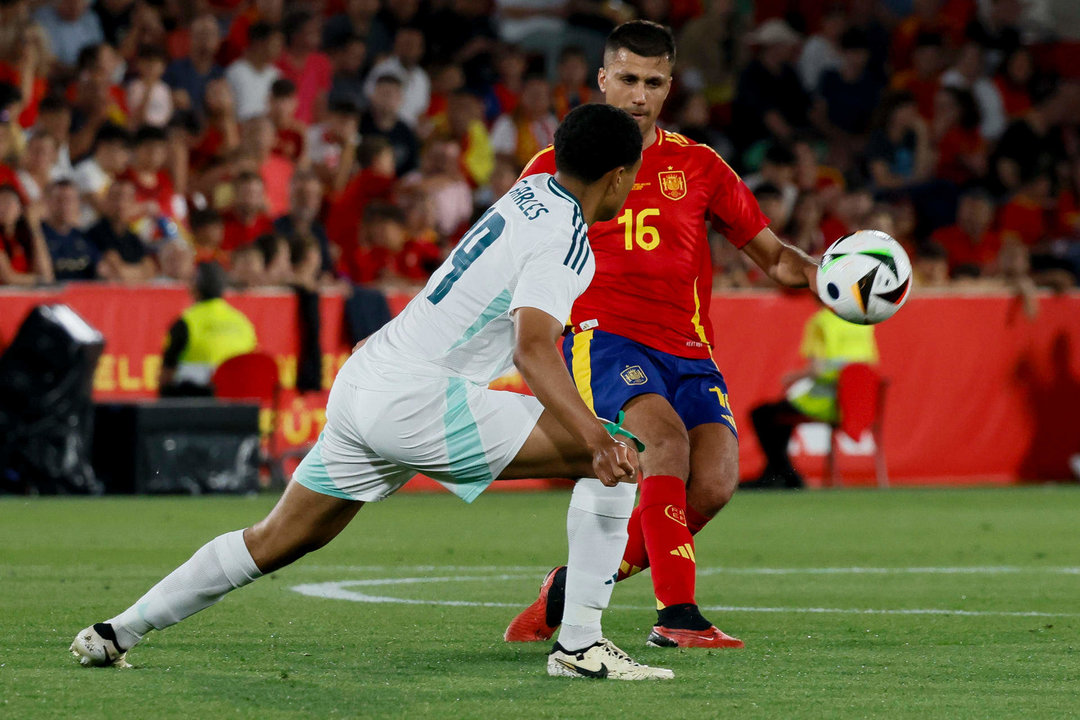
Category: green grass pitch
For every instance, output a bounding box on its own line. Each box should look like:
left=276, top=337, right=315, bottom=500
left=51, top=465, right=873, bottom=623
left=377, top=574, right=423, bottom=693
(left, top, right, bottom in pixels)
left=2, top=486, right=1079, bottom=719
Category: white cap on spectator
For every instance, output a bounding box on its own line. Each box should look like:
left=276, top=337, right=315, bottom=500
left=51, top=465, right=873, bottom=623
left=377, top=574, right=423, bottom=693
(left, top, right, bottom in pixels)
left=748, top=19, right=802, bottom=46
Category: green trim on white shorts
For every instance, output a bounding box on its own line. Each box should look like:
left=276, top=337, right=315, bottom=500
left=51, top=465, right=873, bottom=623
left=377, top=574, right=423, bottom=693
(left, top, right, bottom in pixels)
left=292, top=436, right=355, bottom=500
left=442, top=377, right=494, bottom=503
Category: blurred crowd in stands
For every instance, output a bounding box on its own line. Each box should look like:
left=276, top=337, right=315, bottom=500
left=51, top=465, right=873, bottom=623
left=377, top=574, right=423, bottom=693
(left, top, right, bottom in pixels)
left=0, top=0, right=1079, bottom=299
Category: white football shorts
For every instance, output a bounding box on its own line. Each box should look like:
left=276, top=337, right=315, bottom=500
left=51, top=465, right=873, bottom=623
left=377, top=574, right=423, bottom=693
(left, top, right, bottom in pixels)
left=293, top=372, right=543, bottom=503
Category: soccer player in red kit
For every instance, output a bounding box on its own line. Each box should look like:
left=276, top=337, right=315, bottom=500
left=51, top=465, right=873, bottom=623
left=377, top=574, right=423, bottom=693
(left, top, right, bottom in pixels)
left=504, top=21, right=820, bottom=649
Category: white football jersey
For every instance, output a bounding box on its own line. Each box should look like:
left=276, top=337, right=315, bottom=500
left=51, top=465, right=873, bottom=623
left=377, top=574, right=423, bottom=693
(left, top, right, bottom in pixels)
left=340, top=173, right=594, bottom=386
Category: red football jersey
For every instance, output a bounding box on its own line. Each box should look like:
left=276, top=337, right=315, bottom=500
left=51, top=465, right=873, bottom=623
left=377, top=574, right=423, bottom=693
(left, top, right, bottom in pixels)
left=521, top=127, right=768, bottom=358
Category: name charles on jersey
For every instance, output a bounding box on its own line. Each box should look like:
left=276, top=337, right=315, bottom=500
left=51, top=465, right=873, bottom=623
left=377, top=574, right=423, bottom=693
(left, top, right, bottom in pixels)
left=508, top=184, right=551, bottom=220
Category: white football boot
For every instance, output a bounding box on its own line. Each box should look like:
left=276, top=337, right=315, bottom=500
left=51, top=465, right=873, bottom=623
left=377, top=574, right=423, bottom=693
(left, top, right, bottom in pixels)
left=547, top=638, right=674, bottom=680
left=70, top=623, right=132, bottom=668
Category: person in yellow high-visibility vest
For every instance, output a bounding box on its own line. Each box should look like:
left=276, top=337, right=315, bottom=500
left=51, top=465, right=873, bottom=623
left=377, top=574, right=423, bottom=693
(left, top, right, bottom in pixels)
left=159, top=261, right=257, bottom=397
left=745, top=307, right=878, bottom=489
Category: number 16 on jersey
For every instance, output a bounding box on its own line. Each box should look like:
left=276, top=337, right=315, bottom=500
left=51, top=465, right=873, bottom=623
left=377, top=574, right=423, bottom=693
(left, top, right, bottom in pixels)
left=619, top=209, right=661, bottom=251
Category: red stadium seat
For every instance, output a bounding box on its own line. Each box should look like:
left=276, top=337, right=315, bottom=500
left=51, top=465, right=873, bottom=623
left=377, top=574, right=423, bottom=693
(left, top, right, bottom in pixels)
left=212, top=352, right=287, bottom=487
left=825, top=363, right=889, bottom=488
left=213, top=352, right=280, bottom=404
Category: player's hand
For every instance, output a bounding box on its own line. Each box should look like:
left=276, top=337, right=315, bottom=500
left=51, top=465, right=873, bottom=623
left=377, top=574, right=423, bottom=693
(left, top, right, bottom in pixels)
left=592, top=438, right=640, bottom=487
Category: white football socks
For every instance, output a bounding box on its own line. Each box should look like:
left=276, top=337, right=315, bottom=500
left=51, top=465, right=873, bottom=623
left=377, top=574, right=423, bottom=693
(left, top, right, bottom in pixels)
left=108, top=529, right=262, bottom=650
left=557, top=478, right=636, bottom=652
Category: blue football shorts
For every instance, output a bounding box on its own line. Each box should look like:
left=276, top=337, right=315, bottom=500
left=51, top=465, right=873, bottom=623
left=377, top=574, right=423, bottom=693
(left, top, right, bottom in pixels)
left=561, top=328, right=738, bottom=437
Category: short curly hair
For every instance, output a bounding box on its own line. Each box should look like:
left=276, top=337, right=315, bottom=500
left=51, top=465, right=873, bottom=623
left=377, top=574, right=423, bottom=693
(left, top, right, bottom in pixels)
left=554, top=104, right=642, bottom=184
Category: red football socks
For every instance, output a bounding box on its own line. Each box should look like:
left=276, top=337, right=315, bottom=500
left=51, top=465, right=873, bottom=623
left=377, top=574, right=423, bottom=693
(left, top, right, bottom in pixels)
left=617, top=493, right=713, bottom=581
left=637, top=475, right=696, bottom=609
left=685, top=504, right=712, bottom=535
left=617, top=504, right=648, bottom=580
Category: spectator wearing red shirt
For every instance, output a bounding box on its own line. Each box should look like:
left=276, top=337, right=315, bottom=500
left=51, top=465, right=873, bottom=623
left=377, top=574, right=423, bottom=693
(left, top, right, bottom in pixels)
left=1055, top=157, right=1080, bottom=239
left=998, top=175, right=1052, bottom=248
left=395, top=189, right=443, bottom=282
left=268, top=78, right=306, bottom=164
left=326, top=136, right=396, bottom=255
left=820, top=186, right=874, bottom=244
left=889, top=32, right=944, bottom=120
left=219, top=0, right=286, bottom=68
left=275, top=9, right=332, bottom=125
left=423, top=63, right=465, bottom=124
left=930, top=188, right=1002, bottom=276
left=0, top=183, right=53, bottom=285
left=889, top=0, right=952, bottom=72
left=488, top=44, right=526, bottom=121
left=993, top=46, right=1035, bottom=119
left=67, top=44, right=130, bottom=160
left=931, top=86, right=986, bottom=186
left=338, top=201, right=401, bottom=284
left=221, top=170, right=273, bottom=251
left=188, top=78, right=240, bottom=174
left=238, top=115, right=294, bottom=218
left=0, top=24, right=51, bottom=129
left=190, top=207, right=230, bottom=268
left=118, top=126, right=181, bottom=222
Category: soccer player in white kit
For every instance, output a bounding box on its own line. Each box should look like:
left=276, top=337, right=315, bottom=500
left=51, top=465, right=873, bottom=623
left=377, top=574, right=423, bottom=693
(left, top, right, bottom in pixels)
left=71, top=104, right=673, bottom=680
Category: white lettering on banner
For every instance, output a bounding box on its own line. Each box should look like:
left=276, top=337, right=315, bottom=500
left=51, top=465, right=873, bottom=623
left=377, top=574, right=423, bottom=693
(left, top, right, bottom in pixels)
left=789, top=423, right=876, bottom=457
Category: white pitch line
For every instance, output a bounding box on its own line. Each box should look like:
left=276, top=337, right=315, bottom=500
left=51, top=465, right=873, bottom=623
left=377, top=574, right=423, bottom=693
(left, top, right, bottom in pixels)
left=296, top=564, right=1080, bottom=576
left=698, top=566, right=1080, bottom=576
left=699, top=605, right=1080, bottom=618
left=289, top=578, right=1080, bottom=619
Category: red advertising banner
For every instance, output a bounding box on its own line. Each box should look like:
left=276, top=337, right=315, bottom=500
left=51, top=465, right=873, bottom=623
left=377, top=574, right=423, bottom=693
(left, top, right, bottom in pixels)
left=2, top=285, right=1079, bottom=486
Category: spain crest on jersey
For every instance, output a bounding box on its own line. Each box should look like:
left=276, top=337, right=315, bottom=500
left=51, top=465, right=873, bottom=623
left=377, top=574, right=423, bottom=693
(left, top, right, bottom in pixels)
left=658, top=170, right=687, bottom=200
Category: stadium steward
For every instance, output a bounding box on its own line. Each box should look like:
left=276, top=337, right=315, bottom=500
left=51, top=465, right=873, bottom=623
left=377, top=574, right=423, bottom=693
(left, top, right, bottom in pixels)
left=158, top=261, right=257, bottom=397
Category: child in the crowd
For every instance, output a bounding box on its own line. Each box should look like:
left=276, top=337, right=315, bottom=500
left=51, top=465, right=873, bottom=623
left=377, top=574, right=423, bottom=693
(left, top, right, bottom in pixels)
left=189, top=206, right=229, bottom=268
left=306, top=98, right=360, bottom=193
left=395, top=189, right=443, bottom=283
left=127, top=44, right=174, bottom=129
left=338, top=201, right=404, bottom=284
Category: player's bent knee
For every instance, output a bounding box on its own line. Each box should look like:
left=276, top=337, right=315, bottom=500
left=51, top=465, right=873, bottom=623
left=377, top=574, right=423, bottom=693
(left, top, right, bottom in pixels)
left=642, top=431, right=691, bottom=478
left=571, top=477, right=636, bottom=518
left=688, top=472, right=738, bottom=518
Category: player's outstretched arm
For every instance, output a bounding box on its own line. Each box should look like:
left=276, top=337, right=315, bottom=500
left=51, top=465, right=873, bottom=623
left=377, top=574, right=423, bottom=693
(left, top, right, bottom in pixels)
left=512, top=307, right=639, bottom=486
left=741, top=226, right=819, bottom=294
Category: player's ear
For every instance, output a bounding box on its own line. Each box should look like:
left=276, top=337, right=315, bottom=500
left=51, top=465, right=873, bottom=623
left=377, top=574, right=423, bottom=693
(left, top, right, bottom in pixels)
left=597, top=67, right=607, bottom=93
left=605, top=164, right=627, bottom=197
